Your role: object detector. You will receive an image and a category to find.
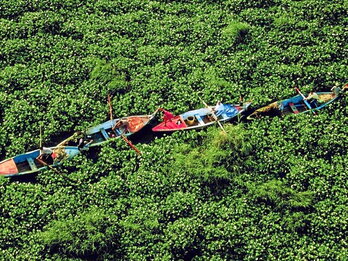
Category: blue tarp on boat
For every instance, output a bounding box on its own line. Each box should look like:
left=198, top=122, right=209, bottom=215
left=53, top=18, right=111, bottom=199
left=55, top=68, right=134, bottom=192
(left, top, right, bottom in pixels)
left=216, top=104, right=239, bottom=117
left=181, top=104, right=239, bottom=120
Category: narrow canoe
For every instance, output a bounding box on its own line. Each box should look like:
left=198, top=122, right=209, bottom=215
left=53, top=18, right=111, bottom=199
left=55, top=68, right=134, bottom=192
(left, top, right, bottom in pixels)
left=246, top=91, right=339, bottom=120
left=0, top=146, right=80, bottom=177
left=84, top=114, right=155, bottom=147
left=152, top=102, right=251, bottom=132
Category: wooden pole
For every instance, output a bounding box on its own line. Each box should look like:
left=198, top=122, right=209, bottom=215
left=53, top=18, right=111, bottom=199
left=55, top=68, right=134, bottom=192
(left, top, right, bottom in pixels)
left=36, top=157, right=61, bottom=174
left=295, top=87, right=316, bottom=115
left=108, top=94, right=113, bottom=122
left=198, top=97, right=227, bottom=134
left=39, top=122, right=43, bottom=149
left=121, top=135, right=142, bottom=155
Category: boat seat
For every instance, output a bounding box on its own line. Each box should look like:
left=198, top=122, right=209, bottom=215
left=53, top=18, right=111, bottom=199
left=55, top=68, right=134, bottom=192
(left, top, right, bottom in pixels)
left=113, top=129, right=121, bottom=136
left=194, top=114, right=205, bottom=125
left=100, top=128, right=109, bottom=140
left=309, top=100, right=318, bottom=108
left=221, top=113, right=228, bottom=119
left=27, top=158, right=38, bottom=171
left=114, top=129, right=121, bottom=136
left=289, top=102, right=299, bottom=114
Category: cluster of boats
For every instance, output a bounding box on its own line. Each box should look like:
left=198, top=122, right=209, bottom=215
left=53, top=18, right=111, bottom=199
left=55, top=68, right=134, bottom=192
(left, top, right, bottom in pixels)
left=0, top=86, right=346, bottom=177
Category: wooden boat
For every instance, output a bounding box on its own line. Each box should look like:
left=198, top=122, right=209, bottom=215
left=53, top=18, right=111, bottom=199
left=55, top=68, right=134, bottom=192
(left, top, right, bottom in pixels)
left=152, top=102, right=251, bottom=132
left=0, top=146, right=80, bottom=177
left=83, top=114, right=155, bottom=147
left=246, top=91, right=340, bottom=120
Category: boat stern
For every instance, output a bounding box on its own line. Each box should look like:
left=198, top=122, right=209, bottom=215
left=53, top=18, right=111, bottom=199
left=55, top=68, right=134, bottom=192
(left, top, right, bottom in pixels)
left=0, top=159, right=19, bottom=176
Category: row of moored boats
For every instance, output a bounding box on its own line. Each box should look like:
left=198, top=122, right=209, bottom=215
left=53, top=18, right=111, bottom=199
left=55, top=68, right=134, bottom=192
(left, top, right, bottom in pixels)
left=1, top=85, right=346, bottom=177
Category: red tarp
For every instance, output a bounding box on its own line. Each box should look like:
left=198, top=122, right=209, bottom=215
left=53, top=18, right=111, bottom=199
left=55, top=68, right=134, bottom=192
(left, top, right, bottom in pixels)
left=153, top=116, right=187, bottom=131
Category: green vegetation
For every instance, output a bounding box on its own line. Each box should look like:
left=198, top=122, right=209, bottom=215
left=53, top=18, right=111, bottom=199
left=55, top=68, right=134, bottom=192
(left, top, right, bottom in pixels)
left=0, top=0, right=347, bottom=259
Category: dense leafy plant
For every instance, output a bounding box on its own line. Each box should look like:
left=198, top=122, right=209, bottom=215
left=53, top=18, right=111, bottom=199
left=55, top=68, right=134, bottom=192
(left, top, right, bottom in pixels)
left=0, top=0, right=347, bottom=259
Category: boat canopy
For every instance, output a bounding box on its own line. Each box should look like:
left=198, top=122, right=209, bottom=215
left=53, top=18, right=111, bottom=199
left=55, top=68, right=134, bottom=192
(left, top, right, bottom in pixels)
left=218, top=104, right=240, bottom=117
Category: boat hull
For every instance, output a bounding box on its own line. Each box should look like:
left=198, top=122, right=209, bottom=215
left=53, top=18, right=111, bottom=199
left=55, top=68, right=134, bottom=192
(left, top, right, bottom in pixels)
left=247, top=92, right=339, bottom=120
left=86, top=115, right=154, bottom=147
left=0, top=146, right=80, bottom=177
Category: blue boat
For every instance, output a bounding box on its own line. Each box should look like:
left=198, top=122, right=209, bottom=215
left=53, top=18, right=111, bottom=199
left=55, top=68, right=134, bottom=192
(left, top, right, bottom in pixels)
left=247, top=91, right=341, bottom=120
left=0, top=146, right=80, bottom=177
left=57, top=113, right=156, bottom=149
left=152, top=102, right=251, bottom=132
left=85, top=114, right=155, bottom=147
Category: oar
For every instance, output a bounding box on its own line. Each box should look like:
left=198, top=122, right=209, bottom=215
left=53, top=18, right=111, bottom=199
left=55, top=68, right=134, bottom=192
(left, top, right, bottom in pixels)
left=198, top=97, right=227, bottom=134
left=36, top=157, right=61, bottom=174
left=294, top=87, right=316, bottom=115
left=36, top=155, right=78, bottom=184
left=107, top=94, right=142, bottom=155
left=121, top=136, right=142, bottom=155
left=39, top=122, right=43, bottom=149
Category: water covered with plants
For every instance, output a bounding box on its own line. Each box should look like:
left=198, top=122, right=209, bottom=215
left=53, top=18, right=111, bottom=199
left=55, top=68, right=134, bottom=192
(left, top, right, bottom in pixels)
left=0, top=0, right=347, bottom=259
